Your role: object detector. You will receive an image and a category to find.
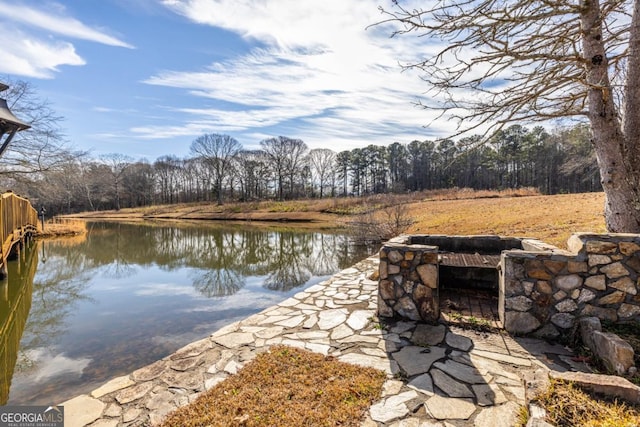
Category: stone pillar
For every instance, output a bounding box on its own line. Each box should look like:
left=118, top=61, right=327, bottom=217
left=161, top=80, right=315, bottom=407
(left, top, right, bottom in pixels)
left=501, top=251, right=577, bottom=338
left=378, top=237, right=440, bottom=323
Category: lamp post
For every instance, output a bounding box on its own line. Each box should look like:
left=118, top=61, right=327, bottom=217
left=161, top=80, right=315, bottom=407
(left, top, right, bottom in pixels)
left=0, top=83, right=31, bottom=158
left=40, top=206, right=46, bottom=232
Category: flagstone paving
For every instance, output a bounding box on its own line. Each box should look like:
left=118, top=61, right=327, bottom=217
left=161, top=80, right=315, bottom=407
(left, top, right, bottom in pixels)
left=62, top=256, right=584, bottom=426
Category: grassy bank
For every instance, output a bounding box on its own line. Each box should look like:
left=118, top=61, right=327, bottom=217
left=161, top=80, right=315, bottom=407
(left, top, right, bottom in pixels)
left=161, top=346, right=385, bottom=427
left=405, top=191, right=605, bottom=248
left=64, top=189, right=606, bottom=247
left=35, top=219, right=87, bottom=239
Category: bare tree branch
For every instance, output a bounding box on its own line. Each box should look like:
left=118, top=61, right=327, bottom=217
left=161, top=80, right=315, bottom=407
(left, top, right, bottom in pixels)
left=376, top=0, right=640, bottom=232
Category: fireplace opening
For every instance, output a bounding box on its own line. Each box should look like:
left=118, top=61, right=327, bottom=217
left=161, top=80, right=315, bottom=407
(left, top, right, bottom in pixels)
left=407, top=235, right=525, bottom=327
left=438, top=252, right=502, bottom=327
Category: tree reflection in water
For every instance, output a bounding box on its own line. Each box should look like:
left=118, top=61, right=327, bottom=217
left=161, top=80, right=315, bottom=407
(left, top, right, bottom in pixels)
left=16, top=240, right=93, bottom=371
left=2, top=222, right=377, bottom=405
left=192, top=269, right=244, bottom=297
left=1, top=239, right=93, bottom=404
left=74, top=221, right=377, bottom=297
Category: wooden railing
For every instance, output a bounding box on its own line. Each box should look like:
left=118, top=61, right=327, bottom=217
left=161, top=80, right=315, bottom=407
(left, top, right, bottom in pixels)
left=0, top=192, right=38, bottom=277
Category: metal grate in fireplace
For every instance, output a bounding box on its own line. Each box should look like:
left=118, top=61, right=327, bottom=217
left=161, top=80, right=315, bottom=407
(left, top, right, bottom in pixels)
left=438, top=252, right=501, bottom=268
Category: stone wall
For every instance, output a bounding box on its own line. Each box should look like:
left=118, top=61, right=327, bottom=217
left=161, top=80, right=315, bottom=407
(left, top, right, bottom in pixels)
left=502, top=233, right=640, bottom=338
left=378, top=237, right=440, bottom=323
left=379, top=233, right=640, bottom=339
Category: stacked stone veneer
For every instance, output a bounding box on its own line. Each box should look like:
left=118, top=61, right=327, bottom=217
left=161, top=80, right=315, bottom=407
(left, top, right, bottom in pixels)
left=502, top=233, right=640, bottom=338
left=378, top=239, right=440, bottom=323
left=378, top=233, right=640, bottom=338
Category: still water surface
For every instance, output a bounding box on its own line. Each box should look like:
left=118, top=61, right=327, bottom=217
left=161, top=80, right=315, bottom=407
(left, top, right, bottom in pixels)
left=0, top=221, right=375, bottom=405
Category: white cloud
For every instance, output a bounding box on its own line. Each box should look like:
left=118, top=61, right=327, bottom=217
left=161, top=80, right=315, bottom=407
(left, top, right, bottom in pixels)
left=138, top=1, right=453, bottom=148
left=135, top=282, right=200, bottom=297
left=93, top=107, right=117, bottom=113
left=0, top=2, right=134, bottom=48
left=162, top=0, right=382, bottom=49
left=180, top=288, right=283, bottom=311
left=0, top=1, right=133, bottom=78
left=0, top=28, right=85, bottom=78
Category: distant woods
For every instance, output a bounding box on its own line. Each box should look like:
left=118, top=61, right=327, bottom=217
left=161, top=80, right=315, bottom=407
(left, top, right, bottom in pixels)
left=9, top=123, right=599, bottom=215
left=0, top=77, right=600, bottom=214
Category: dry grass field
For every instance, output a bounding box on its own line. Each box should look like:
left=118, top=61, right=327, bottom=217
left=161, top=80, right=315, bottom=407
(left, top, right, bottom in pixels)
left=535, top=378, right=640, bottom=427
left=405, top=192, right=606, bottom=248
left=63, top=189, right=607, bottom=248
left=35, top=218, right=87, bottom=240
left=160, top=346, right=385, bottom=427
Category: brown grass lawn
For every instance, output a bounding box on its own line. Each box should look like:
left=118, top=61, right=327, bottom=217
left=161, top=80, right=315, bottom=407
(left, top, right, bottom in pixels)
left=160, top=346, right=385, bottom=427
left=535, top=378, right=640, bottom=427
left=36, top=219, right=87, bottom=240
left=405, top=192, right=606, bottom=248
left=64, top=190, right=606, bottom=247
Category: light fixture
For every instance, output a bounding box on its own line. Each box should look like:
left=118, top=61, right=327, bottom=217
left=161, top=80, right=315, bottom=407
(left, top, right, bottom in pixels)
left=0, top=83, right=31, bottom=158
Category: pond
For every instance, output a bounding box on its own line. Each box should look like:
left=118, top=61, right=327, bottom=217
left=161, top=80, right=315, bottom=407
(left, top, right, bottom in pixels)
left=0, top=221, right=377, bottom=406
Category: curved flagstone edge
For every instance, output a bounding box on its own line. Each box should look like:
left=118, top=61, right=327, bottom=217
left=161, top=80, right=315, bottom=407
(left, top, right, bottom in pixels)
left=59, top=255, right=590, bottom=427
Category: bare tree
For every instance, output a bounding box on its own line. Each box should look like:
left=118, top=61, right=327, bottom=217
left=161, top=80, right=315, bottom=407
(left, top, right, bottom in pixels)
left=378, top=0, right=640, bottom=232
left=284, top=138, right=309, bottom=199
left=154, top=155, right=183, bottom=204
left=235, top=150, right=271, bottom=201
left=100, top=153, right=133, bottom=210
left=347, top=195, right=415, bottom=243
left=0, top=77, right=83, bottom=180
left=190, top=133, right=241, bottom=205
left=78, top=160, right=99, bottom=211
left=78, top=161, right=112, bottom=211
left=308, top=148, right=336, bottom=198
left=122, top=160, right=155, bottom=207
left=260, top=136, right=308, bottom=200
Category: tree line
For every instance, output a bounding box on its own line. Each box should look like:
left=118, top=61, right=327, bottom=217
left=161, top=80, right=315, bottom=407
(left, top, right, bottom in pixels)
left=10, top=124, right=599, bottom=215
left=0, top=78, right=600, bottom=215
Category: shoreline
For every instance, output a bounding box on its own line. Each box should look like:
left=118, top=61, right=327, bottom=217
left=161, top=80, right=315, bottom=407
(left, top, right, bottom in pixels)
left=60, top=210, right=343, bottom=230
left=59, top=255, right=585, bottom=427
left=56, top=191, right=608, bottom=247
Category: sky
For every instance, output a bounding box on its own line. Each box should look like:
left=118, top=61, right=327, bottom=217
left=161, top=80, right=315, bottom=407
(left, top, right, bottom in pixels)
left=0, top=0, right=454, bottom=161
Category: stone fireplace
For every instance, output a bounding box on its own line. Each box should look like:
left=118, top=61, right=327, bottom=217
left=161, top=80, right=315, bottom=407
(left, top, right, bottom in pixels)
left=378, top=233, right=640, bottom=338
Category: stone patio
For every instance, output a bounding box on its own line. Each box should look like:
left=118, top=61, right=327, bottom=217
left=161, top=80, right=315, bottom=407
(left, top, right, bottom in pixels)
left=61, top=255, right=589, bottom=427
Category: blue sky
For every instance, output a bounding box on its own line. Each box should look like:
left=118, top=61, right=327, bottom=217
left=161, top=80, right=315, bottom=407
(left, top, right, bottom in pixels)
left=0, top=0, right=455, bottom=161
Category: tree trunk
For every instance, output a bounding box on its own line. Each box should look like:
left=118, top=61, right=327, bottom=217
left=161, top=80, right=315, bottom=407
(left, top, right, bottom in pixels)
left=217, top=180, right=223, bottom=205
left=115, top=179, right=121, bottom=211
left=620, top=0, right=640, bottom=230
left=583, top=0, right=640, bottom=232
